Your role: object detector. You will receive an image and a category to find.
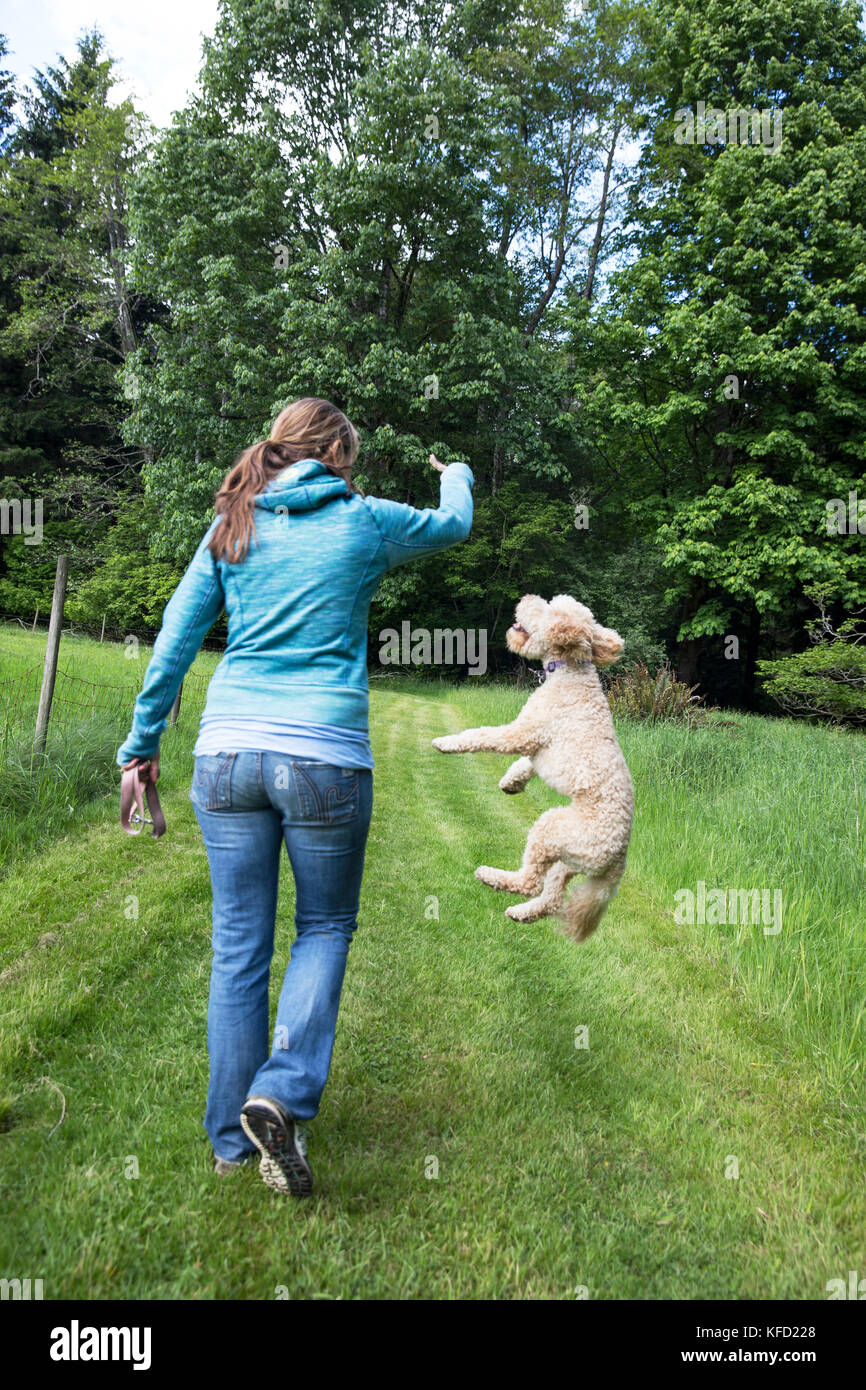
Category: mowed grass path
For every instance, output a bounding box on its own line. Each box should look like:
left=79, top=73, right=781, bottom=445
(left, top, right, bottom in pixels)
left=0, top=659, right=864, bottom=1298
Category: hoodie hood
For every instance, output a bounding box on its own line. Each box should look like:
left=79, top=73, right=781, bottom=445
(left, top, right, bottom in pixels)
left=254, top=457, right=351, bottom=513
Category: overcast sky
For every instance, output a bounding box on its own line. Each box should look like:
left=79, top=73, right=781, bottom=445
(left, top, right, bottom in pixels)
left=3, top=0, right=220, bottom=127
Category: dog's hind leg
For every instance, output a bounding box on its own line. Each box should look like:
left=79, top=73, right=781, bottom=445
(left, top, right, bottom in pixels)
left=476, top=807, right=566, bottom=895
left=505, top=862, right=574, bottom=923
left=475, top=863, right=532, bottom=892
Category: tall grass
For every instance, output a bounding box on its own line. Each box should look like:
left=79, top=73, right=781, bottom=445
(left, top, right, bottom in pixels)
left=0, top=624, right=217, bottom=867
left=621, top=714, right=866, bottom=1104
left=0, top=719, right=126, bottom=862
left=606, top=660, right=713, bottom=722
left=373, top=673, right=866, bottom=1106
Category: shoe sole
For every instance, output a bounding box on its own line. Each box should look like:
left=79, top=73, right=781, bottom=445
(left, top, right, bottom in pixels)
left=241, top=1102, right=313, bottom=1198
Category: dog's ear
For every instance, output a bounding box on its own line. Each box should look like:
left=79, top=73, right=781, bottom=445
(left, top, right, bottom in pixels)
left=591, top=622, right=624, bottom=666
left=547, top=596, right=586, bottom=656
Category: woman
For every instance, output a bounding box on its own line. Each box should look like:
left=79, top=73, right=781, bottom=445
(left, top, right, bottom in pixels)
left=116, top=398, right=474, bottom=1196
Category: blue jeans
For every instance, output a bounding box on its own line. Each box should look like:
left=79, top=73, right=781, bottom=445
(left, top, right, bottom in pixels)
left=189, top=751, right=373, bottom=1162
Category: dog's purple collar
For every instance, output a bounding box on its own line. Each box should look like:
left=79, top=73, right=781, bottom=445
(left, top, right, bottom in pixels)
left=545, top=659, right=592, bottom=676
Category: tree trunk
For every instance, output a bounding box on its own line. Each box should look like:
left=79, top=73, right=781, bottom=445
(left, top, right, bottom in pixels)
left=675, top=582, right=708, bottom=685
left=107, top=174, right=137, bottom=358
left=743, top=602, right=761, bottom=708
left=583, top=124, right=619, bottom=303
left=491, top=403, right=508, bottom=495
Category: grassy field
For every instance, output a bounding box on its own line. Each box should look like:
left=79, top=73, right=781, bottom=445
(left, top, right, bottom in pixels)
left=0, top=625, right=864, bottom=1299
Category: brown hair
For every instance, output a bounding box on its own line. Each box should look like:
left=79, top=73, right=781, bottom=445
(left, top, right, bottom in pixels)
left=209, top=397, right=361, bottom=562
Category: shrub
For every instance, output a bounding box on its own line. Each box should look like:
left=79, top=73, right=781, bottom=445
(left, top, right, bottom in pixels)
left=758, top=642, right=866, bottom=726
left=606, top=661, right=713, bottom=723
left=757, top=594, right=866, bottom=728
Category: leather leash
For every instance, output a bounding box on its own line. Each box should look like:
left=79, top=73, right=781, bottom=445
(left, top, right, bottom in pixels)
left=120, top=762, right=166, bottom=838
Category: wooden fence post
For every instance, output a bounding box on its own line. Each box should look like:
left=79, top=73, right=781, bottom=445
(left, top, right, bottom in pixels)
left=100, top=614, right=106, bottom=643
left=33, top=555, right=69, bottom=756
left=32, top=606, right=39, bottom=630
left=169, top=682, right=183, bottom=727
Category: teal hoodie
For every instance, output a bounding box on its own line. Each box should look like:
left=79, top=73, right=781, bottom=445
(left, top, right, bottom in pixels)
left=116, top=459, right=474, bottom=764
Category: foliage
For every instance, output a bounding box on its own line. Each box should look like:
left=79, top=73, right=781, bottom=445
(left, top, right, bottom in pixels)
left=122, top=0, right=645, bottom=561
left=758, top=593, right=866, bottom=725
left=3, top=3, right=866, bottom=715
left=565, top=0, right=866, bottom=700
left=66, top=498, right=183, bottom=633
left=606, top=660, right=713, bottom=722
left=0, top=29, right=151, bottom=606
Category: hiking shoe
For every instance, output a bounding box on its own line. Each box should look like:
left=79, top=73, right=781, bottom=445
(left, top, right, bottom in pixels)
left=212, top=1151, right=254, bottom=1176
left=240, top=1095, right=313, bottom=1197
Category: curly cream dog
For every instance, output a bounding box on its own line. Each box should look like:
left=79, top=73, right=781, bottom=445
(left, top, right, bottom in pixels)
left=432, top=594, right=634, bottom=942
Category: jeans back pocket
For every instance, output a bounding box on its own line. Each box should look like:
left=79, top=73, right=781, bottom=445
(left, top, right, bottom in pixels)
left=290, top=761, right=359, bottom=824
left=190, top=752, right=237, bottom=811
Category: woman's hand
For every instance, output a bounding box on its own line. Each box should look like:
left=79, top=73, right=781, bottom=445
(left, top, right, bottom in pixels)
left=121, top=755, right=160, bottom=782
left=429, top=453, right=447, bottom=473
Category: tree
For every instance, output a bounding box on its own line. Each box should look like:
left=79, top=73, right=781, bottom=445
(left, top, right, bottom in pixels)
left=0, top=35, right=17, bottom=154
left=567, top=0, right=866, bottom=703
left=123, top=0, right=645, bottom=647
left=0, top=29, right=151, bottom=613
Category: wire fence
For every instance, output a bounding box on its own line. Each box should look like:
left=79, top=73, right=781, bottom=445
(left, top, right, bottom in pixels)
left=0, top=659, right=212, bottom=750
left=0, top=608, right=227, bottom=653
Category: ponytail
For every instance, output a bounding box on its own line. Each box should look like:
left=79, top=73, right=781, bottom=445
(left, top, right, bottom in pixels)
left=209, top=398, right=360, bottom=563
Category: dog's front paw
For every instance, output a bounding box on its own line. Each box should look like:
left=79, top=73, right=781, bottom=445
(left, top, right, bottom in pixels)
left=499, top=757, right=533, bottom=794
left=499, top=777, right=523, bottom=794
left=432, top=735, right=461, bottom=753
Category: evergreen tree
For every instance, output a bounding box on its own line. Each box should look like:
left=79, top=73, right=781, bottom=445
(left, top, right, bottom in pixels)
left=0, top=30, right=151, bottom=615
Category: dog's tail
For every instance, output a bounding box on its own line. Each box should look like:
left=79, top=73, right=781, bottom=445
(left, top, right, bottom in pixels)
left=557, top=855, right=626, bottom=944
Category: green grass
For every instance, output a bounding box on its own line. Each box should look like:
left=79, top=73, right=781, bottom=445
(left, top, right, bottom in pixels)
left=0, top=623, right=218, bottom=862
left=0, top=633, right=864, bottom=1298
